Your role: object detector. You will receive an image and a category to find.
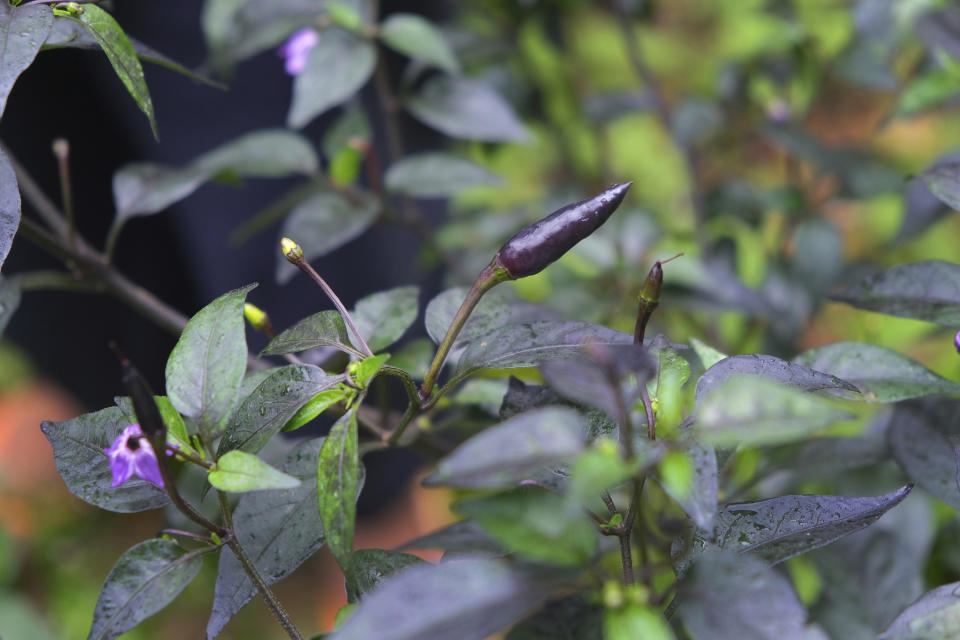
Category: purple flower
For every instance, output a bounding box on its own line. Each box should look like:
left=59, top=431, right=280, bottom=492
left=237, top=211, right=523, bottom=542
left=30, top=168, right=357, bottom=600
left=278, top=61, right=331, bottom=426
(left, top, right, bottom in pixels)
left=279, top=28, right=319, bottom=76
left=955, top=329, right=960, bottom=354
left=103, top=424, right=164, bottom=489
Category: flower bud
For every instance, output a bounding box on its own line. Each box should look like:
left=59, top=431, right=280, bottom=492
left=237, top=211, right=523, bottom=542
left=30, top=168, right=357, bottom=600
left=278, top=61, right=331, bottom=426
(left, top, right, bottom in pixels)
left=243, top=303, right=272, bottom=333
left=495, top=182, right=632, bottom=279
left=281, top=237, right=304, bottom=262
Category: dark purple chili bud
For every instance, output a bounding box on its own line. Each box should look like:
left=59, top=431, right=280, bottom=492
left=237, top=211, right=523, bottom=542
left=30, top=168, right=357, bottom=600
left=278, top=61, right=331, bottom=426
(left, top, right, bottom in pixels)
left=110, top=343, right=167, bottom=445
left=495, top=182, right=632, bottom=279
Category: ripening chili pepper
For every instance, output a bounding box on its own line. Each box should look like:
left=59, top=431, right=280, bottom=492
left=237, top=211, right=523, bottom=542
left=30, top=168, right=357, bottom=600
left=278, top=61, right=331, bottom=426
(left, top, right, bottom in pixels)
left=495, top=182, right=633, bottom=279
left=417, top=182, right=634, bottom=404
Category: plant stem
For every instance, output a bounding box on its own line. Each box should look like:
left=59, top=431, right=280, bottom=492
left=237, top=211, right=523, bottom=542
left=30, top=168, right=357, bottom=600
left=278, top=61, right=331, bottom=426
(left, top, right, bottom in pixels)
left=282, top=248, right=373, bottom=357
left=217, top=490, right=303, bottom=640
left=419, top=262, right=508, bottom=401
left=51, top=138, right=75, bottom=250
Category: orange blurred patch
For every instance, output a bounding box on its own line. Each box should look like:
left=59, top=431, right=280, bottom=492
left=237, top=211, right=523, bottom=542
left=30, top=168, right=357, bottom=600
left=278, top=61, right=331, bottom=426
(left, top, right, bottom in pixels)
left=0, top=382, right=83, bottom=537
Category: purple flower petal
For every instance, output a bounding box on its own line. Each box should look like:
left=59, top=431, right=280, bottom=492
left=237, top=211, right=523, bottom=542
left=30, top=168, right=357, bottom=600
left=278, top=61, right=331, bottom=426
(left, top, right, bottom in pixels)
left=279, top=28, right=318, bottom=76
left=955, top=329, right=960, bottom=354
left=103, top=423, right=164, bottom=489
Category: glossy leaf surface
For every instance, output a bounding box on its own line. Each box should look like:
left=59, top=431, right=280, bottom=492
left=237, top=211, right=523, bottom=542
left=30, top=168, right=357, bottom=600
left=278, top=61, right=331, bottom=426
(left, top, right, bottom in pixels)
left=166, top=285, right=255, bottom=437
left=287, top=28, right=375, bottom=128
left=830, top=261, right=960, bottom=325
left=208, top=450, right=301, bottom=492
left=317, top=409, right=360, bottom=570
left=794, top=342, right=960, bottom=403
left=329, top=557, right=564, bottom=640
left=0, top=2, right=52, bottom=119
left=276, top=192, right=379, bottom=284
left=88, top=539, right=205, bottom=640
left=406, top=76, right=529, bottom=142
left=695, top=376, right=854, bottom=448
left=385, top=153, right=500, bottom=197
left=424, top=406, right=586, bottom=489
left=217, top=364, right=342, bottom=454
left=41, top=407, right=169, bottom=513
left=208, top=438, right=328, bottom=638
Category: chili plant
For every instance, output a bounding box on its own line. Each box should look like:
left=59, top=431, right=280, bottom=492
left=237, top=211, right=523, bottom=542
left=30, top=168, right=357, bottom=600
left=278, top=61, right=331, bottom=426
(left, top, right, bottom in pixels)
left=3, top=2, right=960, bottom=640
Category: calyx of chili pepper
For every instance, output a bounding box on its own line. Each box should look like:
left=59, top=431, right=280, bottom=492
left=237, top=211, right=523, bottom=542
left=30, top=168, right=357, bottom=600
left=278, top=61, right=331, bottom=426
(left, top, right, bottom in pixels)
left=634, top=253, right=683, bottom=344
left=495, top=182, right=633, bottom=279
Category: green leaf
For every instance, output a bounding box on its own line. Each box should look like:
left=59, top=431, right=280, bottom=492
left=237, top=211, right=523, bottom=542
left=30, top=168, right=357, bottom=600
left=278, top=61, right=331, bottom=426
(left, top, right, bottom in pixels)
left=605, top=602, right=676, bottom=640
left=262, top=310, right=360, bottom=358
left=276, top=192, right=379, bottom=284
left=350, top=354, right=390, bottom=388
left=40, top=407, right=169, bottom=513
left=424, top=286, right=509, bottom=353
left=0, top=2, right=52, bottom=119
left=681, top=486, right=912, bottom=575
left=695, top=376, right=854, bottom=448
left=378, top=13, right=459, bottom=73
left=352, top=286, right=419, bottom=352
left=794, top=342, right=960, bottom=403
left=208, top=450, right=301, bottom=492
left=208, top=438, right=331, bottom=639
left=112, top=129, right=318, bottom=221
left=0, top=146, right=21, bottom=272
left=322, top=106, right=371, bottom=160
left=43, top=17, right=223, bottom=88
left=287, top=28, right=375, bottom=128
left=317, top=409, right=360, bottom=570
left=679, top=552, right=828, bottom=640
left=888, top=399, right=960, bottom=508
left=830, top=261, right=960, bottom=326
left=284, top=386, right=351, bottom=432
left=920, top=160, right=960, bottom=211
left=217, top=364, right=344, bottom=454
left=661, top=439, right=717, bottom=531
left=452, top=321, right=633, bottom=386
left=345, top=549, right=426, bottom=603
left=424, top=406, right=586, bottom=489
left=455, top=487, right=597, bottom=566
left=694, top=354, right=859, bottom=405
left=895, top=65, right=960, bottom=116
left=165, top=284, right=255, bottom=438
left=879, top=582, right=960, bottom=640
left=385, top=152, right=503, bottom=198
left=88, top=539, right=206, bottom=640
left=70, top=6, right=157, bottom=137
left=694, top=375, right=853, bottom=447
left=565, top=438, right=657, bottom=511
left=0, top=275, right=20, bottom=335
left=810, top=497, right=931, bottom=639
left=406, top=75, right=529, bottom=142
left=328, top=558, right=565, bottom=640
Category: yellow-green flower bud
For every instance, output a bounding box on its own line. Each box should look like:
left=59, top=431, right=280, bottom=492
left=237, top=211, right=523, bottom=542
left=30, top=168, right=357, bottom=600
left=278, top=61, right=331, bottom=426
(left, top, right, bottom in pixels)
left=281, top=237, right=303, bottom=262
left=243, top=303, right=272, bottom=334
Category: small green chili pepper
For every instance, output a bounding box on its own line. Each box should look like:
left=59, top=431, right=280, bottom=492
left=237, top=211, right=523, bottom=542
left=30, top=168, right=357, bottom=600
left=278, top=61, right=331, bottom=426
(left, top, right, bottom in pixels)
left=634, top=253, right=682, bottom=344
left=495, top=182, right=633, bottom=279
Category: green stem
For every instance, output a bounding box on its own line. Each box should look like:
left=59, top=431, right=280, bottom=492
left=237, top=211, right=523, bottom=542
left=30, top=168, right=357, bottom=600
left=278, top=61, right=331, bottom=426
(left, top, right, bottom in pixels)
left=381, top=365, right=422, bottom=446
left=217, top=491, right=303, bottom=640
left=419, top=262, right=508, bottom=402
